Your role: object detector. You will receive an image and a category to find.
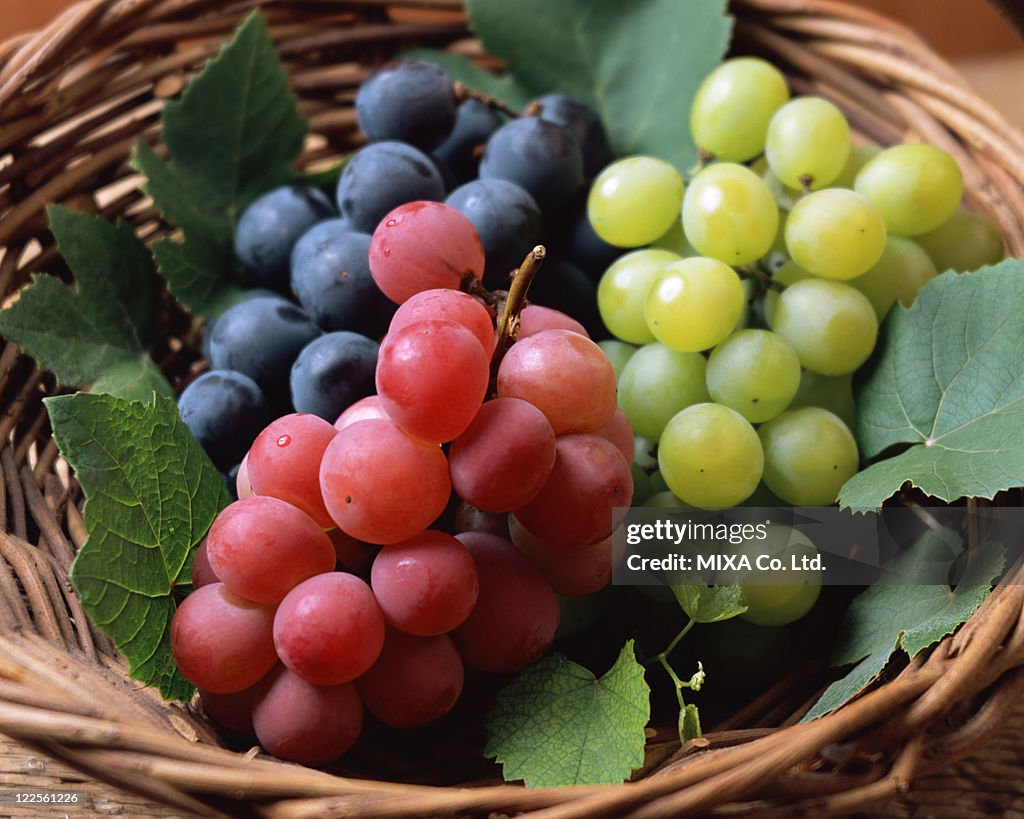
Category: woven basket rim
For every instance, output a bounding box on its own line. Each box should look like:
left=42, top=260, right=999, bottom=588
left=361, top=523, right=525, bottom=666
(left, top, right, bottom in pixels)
left=1, top=1, right=1024, bottom=816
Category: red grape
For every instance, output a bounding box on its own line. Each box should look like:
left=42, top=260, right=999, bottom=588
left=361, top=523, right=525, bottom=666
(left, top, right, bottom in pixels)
left=370, top=530, right=479, bottom=636
left=509, top=514, right=613, bottom=597
left=356, top=628, right=464, bottom=729
left=497, top=329, right=617, bottom=435
left=320, top=418, right=451, bottom=544
left=200, top=683, right=259, bottom=734
left=376, top=319, right=490, bottom=443
left=334, top=395, right=388, bottom=432
left=369, top=201, right=485, bottom=304
left=235, top=453, right=253, bottom=499
left=206, top=496, right=335, bottom=604
left=170, top=583, right=277, bottom=693
left=246, top=413, right=338, bottom=528
left=389, top=288, right=495, bottom=354
left=518, top=304, right=588, bottom=338
left=449, top=397, right=556, bottom=512
left=273, top=572, right=385, bottom=685
left=515, top=434, right=633, bottom=547
left=252, top=665, right=363, bottom=764
left=452, top=533, right=559, bottom=673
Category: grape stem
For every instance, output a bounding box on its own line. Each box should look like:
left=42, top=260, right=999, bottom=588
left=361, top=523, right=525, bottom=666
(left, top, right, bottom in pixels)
left=489, top=245, right=546, bottom=385
left=647, top=617, right=703, bottom=724
left=647, top=616, right=696, bottom=668
left=452, top=81, right=521, bottom=118
left=738, top=263, right=784, bottom=293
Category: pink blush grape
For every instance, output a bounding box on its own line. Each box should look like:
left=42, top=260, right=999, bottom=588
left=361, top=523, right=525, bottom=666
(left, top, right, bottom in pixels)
left=273, top=572, right=386, bottom=686
left=369, top=201, right=485, bottom=304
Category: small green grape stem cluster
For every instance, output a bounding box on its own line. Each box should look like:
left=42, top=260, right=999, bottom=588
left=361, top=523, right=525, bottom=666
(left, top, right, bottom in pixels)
left=646, top=618, right=705, bottom=739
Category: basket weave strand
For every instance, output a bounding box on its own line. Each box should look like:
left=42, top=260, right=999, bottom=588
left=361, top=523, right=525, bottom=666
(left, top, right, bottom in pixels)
left=1, top=0, right=1023, bottom=816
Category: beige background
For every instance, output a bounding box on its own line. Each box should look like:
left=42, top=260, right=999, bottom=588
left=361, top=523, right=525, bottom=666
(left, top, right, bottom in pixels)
left=3, top=0, right=1023, bottom=124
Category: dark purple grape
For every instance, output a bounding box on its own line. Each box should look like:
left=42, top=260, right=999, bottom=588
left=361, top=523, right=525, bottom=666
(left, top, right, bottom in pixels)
left=290, top=331, right=379, bottom=421
left=528, top=258, right=606, bottom=340
left=479, top=118, right=583, bottom=215
left=564, top=204, right=624, bottom=281
left=178, top=370, right=269, bottom=471
left=432, top=98, right=503, bottom=184
left=208, top=297, right=320, bottom=406
left=336, top=141, right=445, bottom=233
left=536, top=94, right=613, bottom=177
left=289, top=220, right=395, bottom=337
left=446, top=179, right=543, bottom=290
left=355, top=60, right=456, bottom=151
left=233, top=185, right=335, bottom=291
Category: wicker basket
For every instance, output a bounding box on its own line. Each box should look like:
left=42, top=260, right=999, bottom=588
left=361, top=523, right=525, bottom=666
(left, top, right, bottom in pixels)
left=1, top=1, right=1024, bottom=816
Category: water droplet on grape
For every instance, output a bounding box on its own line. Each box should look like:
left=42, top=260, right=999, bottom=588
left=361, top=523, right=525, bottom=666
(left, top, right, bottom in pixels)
left=386, top=219, right=397, bottom=227
left=383, top=247, right=391, bottom=257
left=276, top=434, right=291, bottom=448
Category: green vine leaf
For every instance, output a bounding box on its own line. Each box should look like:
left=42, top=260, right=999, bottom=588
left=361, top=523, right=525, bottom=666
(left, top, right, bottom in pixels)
left=51, top=393, right=231, bottom=701
left=671, top=583, right=747, bottom=623
left=803, top=530, right=1004, bottom=721
left=485, top=641, right=650, bottom=787
left=133, top=11, right=307, bottom=318
left=841, top=262, right=1024, bottom=509
left=0, top=206, right=171, bottom=401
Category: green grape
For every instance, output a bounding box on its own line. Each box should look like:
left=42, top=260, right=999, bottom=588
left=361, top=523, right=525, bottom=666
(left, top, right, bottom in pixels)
left=785, top=188, right=886, bottom=281
left=914, top=209, right=1005, bottom=272
left=854, top=143, right=964, bottom=236
left=597, top=339, right=638, bottom=381
left=682, top=162, right=779, bottom=265
left=849, top=235, right=938, bottom=319
left=597, top=249, right=681, bottom=344
left=658, top=403, right=763, bottom=508
left=829, top=144, right=881, bottom=189
left=772, top=278, right=878, bottom=376
left=739, top=525, right=821, bottom=626
left=618, top=343, right=710, bottom=439
left=588, top=156, right=684, bottom=247
left=690, top=57, right=790, bottom=162
left=764, top=259, right=813, bottom=326
left=649, top=218, right=697, bottom=257
left=644, top=257, right=745, bottom=352
left=765, top=97, right=851, bottom=190
left=758, top=407, right=859, bottom=506
left=706, top=329, right=801, bottom=423
left=788, top=370, right=856, bottom=431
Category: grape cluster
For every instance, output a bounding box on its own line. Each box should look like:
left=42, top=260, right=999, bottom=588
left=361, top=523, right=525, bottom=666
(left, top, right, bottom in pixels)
left=173, top=59, right=635, bottom=764
left=172, top=52, right=1007, bottom=759
left=595, top=56, right=1003, bottom=518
